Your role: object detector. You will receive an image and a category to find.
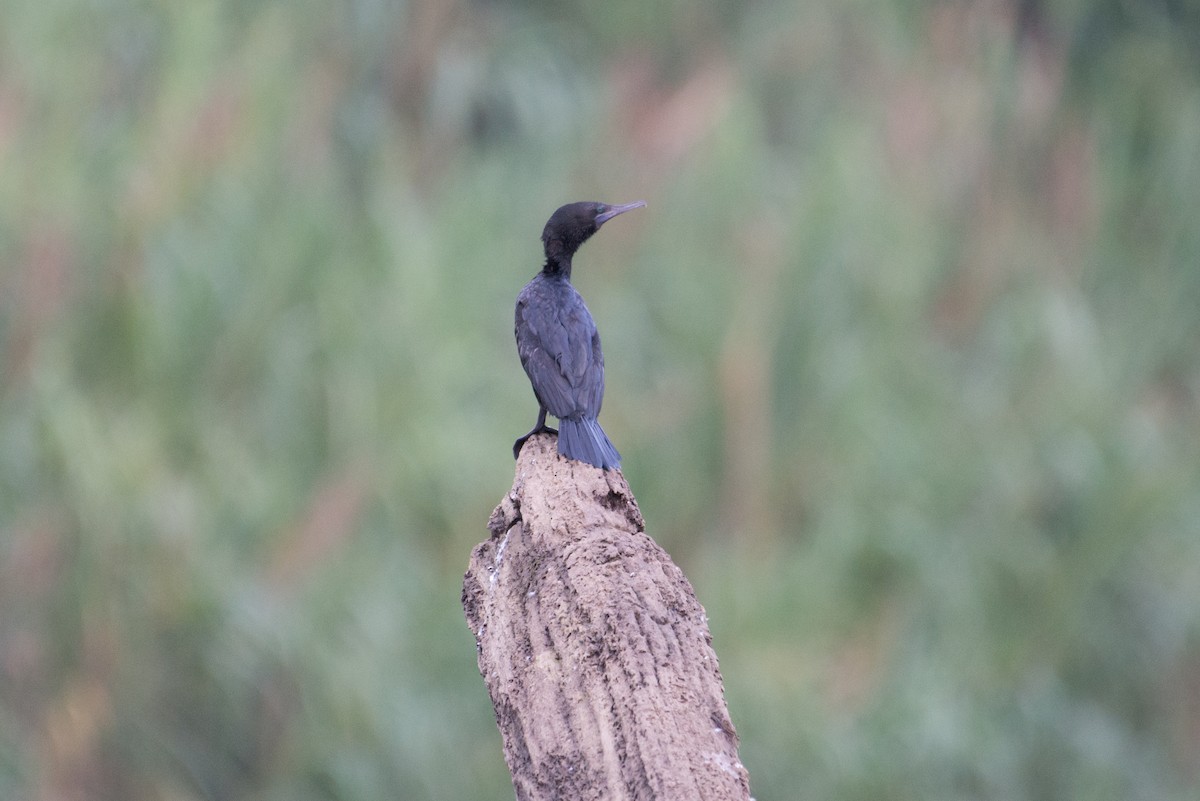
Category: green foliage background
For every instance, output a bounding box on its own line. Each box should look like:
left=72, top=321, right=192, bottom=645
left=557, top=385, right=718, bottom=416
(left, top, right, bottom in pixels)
left=2, top=0, right=1199, bottom=799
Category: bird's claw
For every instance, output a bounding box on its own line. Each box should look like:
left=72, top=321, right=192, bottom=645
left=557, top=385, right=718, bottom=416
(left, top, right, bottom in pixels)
left=512, top=426, right=558, bottom=459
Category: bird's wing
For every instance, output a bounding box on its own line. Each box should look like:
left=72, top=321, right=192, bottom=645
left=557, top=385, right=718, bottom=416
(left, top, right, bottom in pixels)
left=516, top=292, right=586, bottom=418
left=583, top=327, right=605, bottom=416
left=556, top=298, right=599, bottom=393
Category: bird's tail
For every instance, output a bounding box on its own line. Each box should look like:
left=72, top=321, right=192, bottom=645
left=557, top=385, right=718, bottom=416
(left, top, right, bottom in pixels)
left=557, top=417, right=621, bottom=470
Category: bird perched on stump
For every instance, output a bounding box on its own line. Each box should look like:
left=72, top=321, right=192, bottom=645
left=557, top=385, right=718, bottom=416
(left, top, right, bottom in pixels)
left=513, top=200, right=646, bottom=470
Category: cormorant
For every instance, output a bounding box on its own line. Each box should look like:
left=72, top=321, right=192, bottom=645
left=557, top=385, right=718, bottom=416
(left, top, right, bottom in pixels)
left=512, top=200, right=646, bottom=470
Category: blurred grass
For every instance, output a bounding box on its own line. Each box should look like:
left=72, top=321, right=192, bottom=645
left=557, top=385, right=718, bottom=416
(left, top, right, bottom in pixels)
left=2, top=0, right=1200, bottom=799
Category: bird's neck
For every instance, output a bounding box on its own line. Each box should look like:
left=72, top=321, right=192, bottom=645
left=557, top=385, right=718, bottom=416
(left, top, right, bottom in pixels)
left=542, top=255, right=573, bottom=280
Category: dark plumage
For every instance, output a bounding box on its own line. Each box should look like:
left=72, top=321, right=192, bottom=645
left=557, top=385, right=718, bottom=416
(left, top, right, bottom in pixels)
left=513, top=200, right=645, bottom=469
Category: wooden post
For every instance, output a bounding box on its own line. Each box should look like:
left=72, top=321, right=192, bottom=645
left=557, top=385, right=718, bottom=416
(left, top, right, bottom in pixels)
left=462, top=434, right=752, bottom=801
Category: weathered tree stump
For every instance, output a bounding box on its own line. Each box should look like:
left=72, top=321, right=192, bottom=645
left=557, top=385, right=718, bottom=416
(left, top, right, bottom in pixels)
left=462, top=433, right=751, bottom=801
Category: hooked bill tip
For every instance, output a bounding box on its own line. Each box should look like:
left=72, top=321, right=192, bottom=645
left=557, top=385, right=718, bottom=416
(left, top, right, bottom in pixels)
left=595, top=200, right=647, bottom=226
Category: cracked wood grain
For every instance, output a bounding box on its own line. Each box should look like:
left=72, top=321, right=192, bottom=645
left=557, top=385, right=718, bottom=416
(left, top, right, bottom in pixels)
left=463, top=433, right=751, bottom=801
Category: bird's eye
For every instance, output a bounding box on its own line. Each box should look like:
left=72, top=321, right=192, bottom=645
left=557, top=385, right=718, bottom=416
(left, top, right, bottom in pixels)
left=595, top=204, right=607, bottom=214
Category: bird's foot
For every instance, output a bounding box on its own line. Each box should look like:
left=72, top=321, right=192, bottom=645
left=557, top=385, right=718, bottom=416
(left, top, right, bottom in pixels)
left=512, top=426, right=558, bottom=459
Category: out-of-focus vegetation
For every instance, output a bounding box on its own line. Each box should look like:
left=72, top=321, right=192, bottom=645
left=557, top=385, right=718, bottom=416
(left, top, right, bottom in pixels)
left=2, top=0, right=1199, bottom=798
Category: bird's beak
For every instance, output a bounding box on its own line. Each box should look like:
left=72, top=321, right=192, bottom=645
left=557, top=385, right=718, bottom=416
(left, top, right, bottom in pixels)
left=595, top=200, right=647, bottom=226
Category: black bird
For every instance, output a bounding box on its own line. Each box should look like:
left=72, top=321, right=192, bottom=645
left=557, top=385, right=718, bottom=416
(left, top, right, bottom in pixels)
left=513, top=200, right=646, bottom=470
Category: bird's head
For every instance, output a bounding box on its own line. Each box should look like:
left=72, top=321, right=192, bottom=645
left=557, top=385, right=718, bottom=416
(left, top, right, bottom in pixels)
left=542, top=200, right=646, bottom=273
